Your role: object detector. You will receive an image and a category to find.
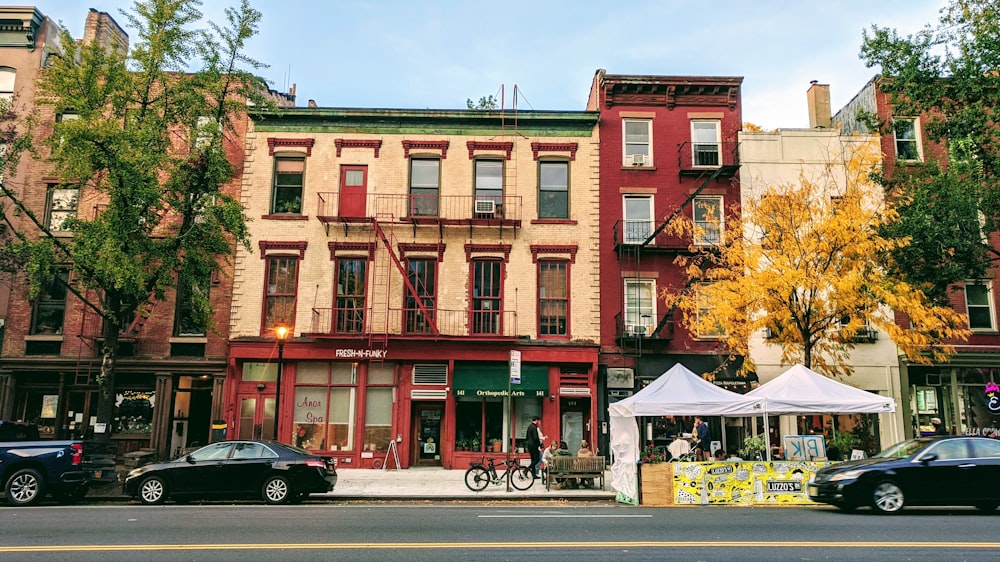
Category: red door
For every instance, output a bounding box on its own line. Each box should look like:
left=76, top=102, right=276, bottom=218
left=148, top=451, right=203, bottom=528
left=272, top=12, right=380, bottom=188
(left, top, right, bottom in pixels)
left=339, top=165, right=367, bottom=218
left=235, top=391, right=276, bottom=441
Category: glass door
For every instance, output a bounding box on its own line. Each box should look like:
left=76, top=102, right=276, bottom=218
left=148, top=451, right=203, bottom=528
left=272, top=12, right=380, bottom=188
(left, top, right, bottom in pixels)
left=413, top=403, right=443, bottom=466
left=236, top=393, right=276, bottom=441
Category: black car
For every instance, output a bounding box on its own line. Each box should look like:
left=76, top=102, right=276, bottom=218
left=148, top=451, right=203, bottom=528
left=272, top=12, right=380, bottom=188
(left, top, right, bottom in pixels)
left=807, top=436, right=1000, bottom=513
left=123, top=440, right=337, bottom=505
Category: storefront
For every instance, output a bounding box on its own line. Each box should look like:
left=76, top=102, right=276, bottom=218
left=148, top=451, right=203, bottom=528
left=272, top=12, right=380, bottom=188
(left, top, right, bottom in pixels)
left=225, top=341, right=599, bottom=469
left=906, top=365, right=1000, bottom=438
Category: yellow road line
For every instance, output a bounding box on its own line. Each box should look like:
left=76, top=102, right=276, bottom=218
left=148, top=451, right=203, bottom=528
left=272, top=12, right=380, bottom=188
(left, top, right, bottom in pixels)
left=3, top=541, right=1000, bottom=553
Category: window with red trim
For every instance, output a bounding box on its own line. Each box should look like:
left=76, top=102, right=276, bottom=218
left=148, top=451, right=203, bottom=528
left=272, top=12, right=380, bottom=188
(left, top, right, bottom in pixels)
left=409, top=158, right=440, bottom=217
left=471, top=259, right=503, bottom=335
left=264, top=256, right=298, bottom=331
left=334, top=258, right=367, bottom=333
left=404, top=258, right=437, bottom=333
left=272, top=156, right=304, bottom=214
left=538, top=260, right=568, bottom=337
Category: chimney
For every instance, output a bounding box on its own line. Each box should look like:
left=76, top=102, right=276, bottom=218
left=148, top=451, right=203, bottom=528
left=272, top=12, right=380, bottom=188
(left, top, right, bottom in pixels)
left=807, top=80, right=831, bottom=128
left=82, top=9, right=128, bottom=53
left=308, top=99, right=317, bottom=108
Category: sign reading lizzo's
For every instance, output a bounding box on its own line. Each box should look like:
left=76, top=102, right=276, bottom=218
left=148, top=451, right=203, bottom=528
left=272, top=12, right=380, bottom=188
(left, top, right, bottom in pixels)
left=335, top=348, right=387, bottom=359
left=766, top=480, right=802, bottom=493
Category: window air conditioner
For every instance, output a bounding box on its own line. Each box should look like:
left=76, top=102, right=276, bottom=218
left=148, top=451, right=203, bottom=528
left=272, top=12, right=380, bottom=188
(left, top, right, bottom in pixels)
left=630, top=154, right=647, bottom=166
left=474, top=199, right=496, bottom=216
left=626, top=324, right=646, bottom=337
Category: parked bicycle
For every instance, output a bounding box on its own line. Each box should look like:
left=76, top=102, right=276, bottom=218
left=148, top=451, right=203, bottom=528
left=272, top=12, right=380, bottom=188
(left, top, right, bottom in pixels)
left=464, top=456, right=535, bottom=491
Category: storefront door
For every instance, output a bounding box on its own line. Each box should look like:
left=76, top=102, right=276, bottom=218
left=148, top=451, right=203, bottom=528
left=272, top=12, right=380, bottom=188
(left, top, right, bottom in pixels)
left=65, top=390, right=98, bottom=440
left=560, top=397, right=591, bottom=453
left=412, top=403, right=443, bottom=466
left=236, top=391, right=276, bottom=441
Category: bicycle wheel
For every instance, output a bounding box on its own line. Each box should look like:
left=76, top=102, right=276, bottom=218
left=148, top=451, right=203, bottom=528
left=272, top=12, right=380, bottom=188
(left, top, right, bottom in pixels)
left=510, top=466, right=535, bottom=490
left=464, top=467, right=490, bottom=491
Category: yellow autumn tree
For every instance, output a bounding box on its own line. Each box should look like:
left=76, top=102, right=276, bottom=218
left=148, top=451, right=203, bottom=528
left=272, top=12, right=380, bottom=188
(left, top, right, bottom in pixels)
left=664, top=139, right=970, bottom=378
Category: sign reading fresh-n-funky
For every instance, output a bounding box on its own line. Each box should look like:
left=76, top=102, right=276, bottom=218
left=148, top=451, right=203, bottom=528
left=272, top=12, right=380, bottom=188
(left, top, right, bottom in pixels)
left=334, top=348, right=387, bottom=359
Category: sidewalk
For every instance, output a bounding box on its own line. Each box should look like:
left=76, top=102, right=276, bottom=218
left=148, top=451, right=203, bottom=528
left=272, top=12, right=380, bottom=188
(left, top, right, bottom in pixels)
left=86, top=467, right=616, bottom=502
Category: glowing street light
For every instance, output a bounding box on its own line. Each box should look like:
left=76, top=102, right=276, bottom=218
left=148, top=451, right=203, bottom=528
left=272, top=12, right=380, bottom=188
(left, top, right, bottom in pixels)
left=272, top=324, right=291, bottom=441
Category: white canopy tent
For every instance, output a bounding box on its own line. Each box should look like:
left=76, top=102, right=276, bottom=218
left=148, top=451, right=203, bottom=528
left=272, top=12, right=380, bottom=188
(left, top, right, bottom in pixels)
left=733, top=363, right=898, bottom=459
left=608, top=364, right=763, bottom=505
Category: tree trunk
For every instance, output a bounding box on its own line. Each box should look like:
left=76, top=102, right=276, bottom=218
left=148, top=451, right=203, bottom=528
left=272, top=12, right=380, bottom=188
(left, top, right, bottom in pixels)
left=93, top=328, right=119, bottom=444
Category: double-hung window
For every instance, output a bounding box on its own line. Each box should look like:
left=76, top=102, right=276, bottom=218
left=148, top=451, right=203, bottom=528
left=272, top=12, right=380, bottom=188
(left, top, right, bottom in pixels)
left=693, top=195, right=723, bottom=246
left=691, top=120, right=721, bottom=167
left=538, top=260, right=568, bottom=337
left=474, top=159, right=503, bottom=217
left=174, top=275, right=209, bottom=337
left=0, top=66, right=14, bottom=102
left=696, top=283, right=725, bottom=338
left=30, top=269, right=68, bottom=335
left=471, top=259, right=503, bottom=335
left=272, top=156, right=304, bottom=214
left=623, top=119, right=652, bottom=166
left=893, top=118, right=922, bottom=162
left=409, top=158, right=440, bottom=217
left=404, top=258, right=437, bottom=334
left=965, top=281, right=995, bottom=331
left=264, top=256, right=298, bottom=331
left=538, top=161, right=569, bottom=219
left=46, top=184, right=79, bottom=233
left=623, top=195, right=653, bottom=244
left=624, top=279, right=655, bottom=337
left=334, top=258, right=367, bottom=333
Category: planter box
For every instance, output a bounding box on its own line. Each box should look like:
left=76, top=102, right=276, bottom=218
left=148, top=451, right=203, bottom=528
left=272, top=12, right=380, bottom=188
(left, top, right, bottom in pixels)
left=639, top=463, right=673, bottom=506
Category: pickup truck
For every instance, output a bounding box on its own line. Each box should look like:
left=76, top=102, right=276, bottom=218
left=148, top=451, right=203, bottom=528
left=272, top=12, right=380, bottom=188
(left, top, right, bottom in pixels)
left=0, top=421, right=90, bottom=506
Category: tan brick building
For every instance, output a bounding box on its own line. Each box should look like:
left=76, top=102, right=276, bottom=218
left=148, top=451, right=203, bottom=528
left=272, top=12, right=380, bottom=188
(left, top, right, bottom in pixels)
left=226, top=106, right=602, bottom=469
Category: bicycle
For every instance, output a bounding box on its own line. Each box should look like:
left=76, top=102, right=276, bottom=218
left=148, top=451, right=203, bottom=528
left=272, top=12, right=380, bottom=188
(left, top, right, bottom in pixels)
left=464, top=456, right=535, bottom=491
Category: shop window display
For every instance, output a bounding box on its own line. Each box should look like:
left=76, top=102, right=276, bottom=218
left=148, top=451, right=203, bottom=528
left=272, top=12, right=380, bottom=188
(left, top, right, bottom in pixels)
left=364, top=365, right=394, bottom=452
left=454, top=397, right=540, bottom=453
left=115, top=390, right=154, bottom=434
left=292, top=362, right=357, bottom=452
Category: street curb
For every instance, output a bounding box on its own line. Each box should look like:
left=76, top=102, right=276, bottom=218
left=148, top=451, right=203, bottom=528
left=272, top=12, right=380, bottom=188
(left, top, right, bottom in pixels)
left=85, top=494, right=617, bottom=503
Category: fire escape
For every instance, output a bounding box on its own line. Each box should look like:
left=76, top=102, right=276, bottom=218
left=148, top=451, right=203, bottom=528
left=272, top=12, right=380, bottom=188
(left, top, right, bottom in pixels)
left=614, top=142, right=740, bottom=357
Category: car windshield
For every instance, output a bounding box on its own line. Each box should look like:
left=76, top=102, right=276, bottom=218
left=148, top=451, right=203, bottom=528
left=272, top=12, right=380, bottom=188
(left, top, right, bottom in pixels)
left=875, top=439, right=932, bottom=459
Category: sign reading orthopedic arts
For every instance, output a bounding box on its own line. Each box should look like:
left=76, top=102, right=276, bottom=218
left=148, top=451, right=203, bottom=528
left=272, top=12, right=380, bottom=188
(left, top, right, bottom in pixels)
left=452, top=362, right=548, bottom=398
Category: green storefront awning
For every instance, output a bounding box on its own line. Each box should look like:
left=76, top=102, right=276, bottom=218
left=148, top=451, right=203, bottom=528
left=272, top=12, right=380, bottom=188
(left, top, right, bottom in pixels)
left=453, top=362, right=548, bottom=398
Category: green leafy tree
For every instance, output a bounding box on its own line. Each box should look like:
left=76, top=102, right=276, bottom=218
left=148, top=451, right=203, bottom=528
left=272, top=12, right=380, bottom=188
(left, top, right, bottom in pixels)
left=466, top=95, right=498, bottom=110
left=860, top=0, right=1000, bottom=303
left=0, top=0, right=270, bottom=441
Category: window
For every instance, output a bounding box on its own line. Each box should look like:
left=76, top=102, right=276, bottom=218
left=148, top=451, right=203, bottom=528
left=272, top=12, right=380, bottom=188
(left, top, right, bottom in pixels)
left=693, top=195, right=723, bottom=246
left=696, top=284, right=725, bottom=338
left=893, top=118, right=922, bottom=162
left=293, top=362, right=358, bottom=451
left=174, top=275, right=209, bottom=337
left=30, top=269, right=68, bottom=335
left=691, top=120, right=721, bottom=167
left=538, top=261, right=568, bottom=337
left=264, top=256, right=298, bottom=331
left=0, top=66, right=14, bottom=102
left=404, top=258, right=437, bottom=333
left=115, top=390, right=155, bottom=435
left=624, top=279, right=655, bottom=336
left=623, top=195, right=653, bottom=243
left=455, top=393, right=541, bottom=454
left=471, top=259, right=503, bottom=335
left=538, top=161, right=569, bottom=219
left=964, top=282, right=994, bottom=331
left=45, top=184, right=79, bottom=233
left=474, top=159, right=503, bottom=216
left=363, top=364, right=394, bottom=452
left=409, top=158, right=439, bottom=217
left=271, top=156, right=304, bottom=214
left=623, top=119, right=651, bottom=166
left=334, top=258, right=366, bottom=333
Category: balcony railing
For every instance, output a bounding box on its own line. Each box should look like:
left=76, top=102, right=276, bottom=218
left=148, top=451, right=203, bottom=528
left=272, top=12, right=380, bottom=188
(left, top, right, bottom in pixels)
left=613, top=219, right=695, bottom=250
left=309, top=306, right=519, bottom=338
left=615, top=311, right=674, bottom=342
left=677, top=141, right=740, bottom=177
left=316, top=192, right=522, bottom=225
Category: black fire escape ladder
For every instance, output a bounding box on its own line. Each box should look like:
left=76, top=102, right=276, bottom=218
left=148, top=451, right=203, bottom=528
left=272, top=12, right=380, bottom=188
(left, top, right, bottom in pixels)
left=372, top=221, right=441, bottom=339
left=639, top=164, right=733, bottom=247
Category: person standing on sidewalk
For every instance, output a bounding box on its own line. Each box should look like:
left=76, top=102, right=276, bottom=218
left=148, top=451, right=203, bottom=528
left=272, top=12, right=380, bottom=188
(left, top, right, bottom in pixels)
left=694, top=416, right=711, bottom=461
left=526, top=416, right=545, bottom=477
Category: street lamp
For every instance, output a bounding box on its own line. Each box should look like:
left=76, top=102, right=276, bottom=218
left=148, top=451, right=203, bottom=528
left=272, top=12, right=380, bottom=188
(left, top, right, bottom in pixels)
left=272, top=323, right=291, bottom=442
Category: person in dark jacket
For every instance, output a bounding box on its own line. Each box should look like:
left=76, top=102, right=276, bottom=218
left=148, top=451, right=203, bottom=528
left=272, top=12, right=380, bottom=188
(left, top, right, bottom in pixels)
left=525, top=416, right=545, bottom=477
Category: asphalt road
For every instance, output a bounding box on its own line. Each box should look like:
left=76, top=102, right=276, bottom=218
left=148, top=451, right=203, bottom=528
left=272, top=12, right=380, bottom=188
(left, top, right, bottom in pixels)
left=2, top=502, right=998, bottom=561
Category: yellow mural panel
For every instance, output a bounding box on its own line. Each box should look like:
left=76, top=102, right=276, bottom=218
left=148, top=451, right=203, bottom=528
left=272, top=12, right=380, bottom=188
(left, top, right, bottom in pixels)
left=671, top=461, right=827, bottom=505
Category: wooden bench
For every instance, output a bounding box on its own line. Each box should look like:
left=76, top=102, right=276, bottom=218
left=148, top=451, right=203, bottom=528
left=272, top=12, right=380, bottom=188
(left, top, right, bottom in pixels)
left=546, top=456, right=606, bottom=491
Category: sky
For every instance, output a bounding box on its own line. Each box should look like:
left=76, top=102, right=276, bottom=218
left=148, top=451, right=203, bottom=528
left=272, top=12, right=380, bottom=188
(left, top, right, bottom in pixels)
left=37, top=0, right=948, bottom=130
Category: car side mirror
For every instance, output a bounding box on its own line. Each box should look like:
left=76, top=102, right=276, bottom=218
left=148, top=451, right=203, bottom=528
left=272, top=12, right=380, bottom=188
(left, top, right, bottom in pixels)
left=185, top=455, right=196, bottom=464
left=920, top=453, right=937, bottom=464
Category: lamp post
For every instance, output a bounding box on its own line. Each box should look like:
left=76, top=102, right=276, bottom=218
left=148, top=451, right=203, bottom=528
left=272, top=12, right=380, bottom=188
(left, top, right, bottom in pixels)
left=272, top=324, right=290, bottom=442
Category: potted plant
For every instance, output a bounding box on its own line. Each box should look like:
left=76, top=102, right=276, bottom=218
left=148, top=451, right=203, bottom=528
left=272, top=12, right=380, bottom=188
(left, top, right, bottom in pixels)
left=827, top=432, right=859, bottom=461
left=471, top=433, right=481, bottom=452
left=742, top=435, right=767, bottom=460
left=455, top=438, right=468, bottom=451
left=489, top=438, right=502, bottom=453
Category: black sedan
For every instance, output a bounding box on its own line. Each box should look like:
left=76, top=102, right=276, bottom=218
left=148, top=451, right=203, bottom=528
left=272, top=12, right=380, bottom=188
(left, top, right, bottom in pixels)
left=807, top=436, right=1000, bottom=513
left=123, top=440, right=337, bottom=505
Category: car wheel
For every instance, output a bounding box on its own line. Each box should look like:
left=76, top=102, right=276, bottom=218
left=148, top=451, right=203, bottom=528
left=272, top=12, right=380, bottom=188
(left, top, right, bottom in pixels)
left=5, top=468, right=45, bottom=506
left=974, top=502, right=998, bottom=512
left=262, top=475, right=292, bottom=504
left=138, top=476, right=168, bottom=505
left=871, top=481, right=905, bottom=514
